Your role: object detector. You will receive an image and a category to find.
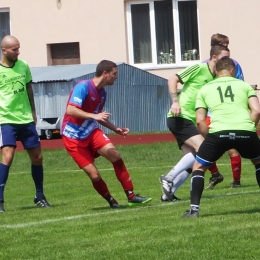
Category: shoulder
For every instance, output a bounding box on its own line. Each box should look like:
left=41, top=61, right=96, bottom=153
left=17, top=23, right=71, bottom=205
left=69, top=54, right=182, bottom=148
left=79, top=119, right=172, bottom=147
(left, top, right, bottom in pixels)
left=17, top=59, right=29, bottom=67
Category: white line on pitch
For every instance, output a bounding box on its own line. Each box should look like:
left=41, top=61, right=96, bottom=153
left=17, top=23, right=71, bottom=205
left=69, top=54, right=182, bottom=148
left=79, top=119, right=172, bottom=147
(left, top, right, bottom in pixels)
left=9, top=162, right=252, bottom=175
left=1, top=189, right=259, bottom=229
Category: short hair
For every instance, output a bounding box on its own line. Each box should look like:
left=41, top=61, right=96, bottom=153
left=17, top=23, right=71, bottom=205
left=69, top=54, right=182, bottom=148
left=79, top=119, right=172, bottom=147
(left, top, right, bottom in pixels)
left=209, top=45, right=230, bottom=59
left=211, top=33, right=229, bottom=46
left=216, top=56, right=235, bottom=72
left=95, top=60, right=117, bottom=77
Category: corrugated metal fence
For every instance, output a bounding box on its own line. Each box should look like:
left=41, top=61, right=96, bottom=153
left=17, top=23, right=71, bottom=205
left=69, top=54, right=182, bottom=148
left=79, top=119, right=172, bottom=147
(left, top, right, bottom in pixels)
left=32, top=64, right=172, bottom=134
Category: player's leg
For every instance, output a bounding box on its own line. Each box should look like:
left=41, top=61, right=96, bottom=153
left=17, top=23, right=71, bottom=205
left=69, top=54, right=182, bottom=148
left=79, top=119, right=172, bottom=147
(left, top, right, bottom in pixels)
left=22, top=123, right=50, bottom=208
left=97, top=136, right=152, bottom=206
left=228, top=149, right=241, bottom=188
left=205, top=116, right=224, bottom=189
left=0, top=124, right=18, bottom=212
left=62, top=134, right=119, bottom=208
left=182, top=134, right=227, bottom=218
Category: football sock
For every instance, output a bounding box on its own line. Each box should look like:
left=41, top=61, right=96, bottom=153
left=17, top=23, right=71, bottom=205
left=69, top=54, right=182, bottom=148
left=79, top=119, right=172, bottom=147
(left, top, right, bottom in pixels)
left=208, top=162, right=219, bottom=175
left=92, top=177, right=111, bottom=200
left=112, top=159, right=134, bottom=199
left=166, top=152, right=196, bottom=181
left=230, top=155, right=241, bottom=181
left=0, top=163, right=10, bottom=201
left=31, top=164, right=44, bottom=198
left=190, top=170, right=204, bottom=206
left=171, top=170, right=190, bottom=193
left=255, top=163, right=260, bottom=187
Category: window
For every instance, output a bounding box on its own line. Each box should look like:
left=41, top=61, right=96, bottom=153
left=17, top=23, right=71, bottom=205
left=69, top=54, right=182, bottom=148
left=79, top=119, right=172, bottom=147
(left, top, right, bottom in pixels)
left=126, top=0, right=199, bottom=68
left=0, top=9, right=10, bottom=59
left=47, top=42, right=80, bottom=65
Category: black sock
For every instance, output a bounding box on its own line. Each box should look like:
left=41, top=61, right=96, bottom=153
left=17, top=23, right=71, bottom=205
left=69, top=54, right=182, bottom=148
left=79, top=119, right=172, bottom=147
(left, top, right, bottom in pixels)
left=190, top=170, right=205, bottom=206
left=255, top=163, right=260, bottom=186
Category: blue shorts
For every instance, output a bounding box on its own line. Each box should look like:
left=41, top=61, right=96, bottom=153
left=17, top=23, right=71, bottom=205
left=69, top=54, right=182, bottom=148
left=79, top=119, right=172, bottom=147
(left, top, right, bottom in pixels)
left=0, top=123, right=40, bottom=149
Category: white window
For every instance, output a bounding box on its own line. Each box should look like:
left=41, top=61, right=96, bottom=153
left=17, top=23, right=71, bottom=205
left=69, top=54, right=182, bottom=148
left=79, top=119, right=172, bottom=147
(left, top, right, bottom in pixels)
left=126, top=0, right=200, bottom=69
left=0, top=9, right=10, bottom=58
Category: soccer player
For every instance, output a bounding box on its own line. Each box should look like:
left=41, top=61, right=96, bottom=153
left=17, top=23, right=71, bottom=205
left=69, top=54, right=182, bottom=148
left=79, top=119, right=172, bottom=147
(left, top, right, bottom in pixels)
left=182, top=57, right=260, bottom=218
left=160, top=45, right=230, bottom=201
left=0, top=35, right=50, bottom=212
left=62, top=60, right=152, bottom=208
left=204, top=33, right=244, bottom=189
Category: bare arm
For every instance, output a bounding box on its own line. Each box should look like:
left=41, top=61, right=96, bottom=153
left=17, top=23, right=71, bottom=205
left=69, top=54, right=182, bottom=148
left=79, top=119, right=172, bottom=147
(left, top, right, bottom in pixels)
left=248, top=96, right=260, bottom=126
left=168, top=74, right=181, bottom=116
left=196, top=108, right=208, bottom=138
left=67, top=105, right=128, bottom=136
left=66, top=105, right=111, bottom=122
left=26, top=82, right=37, bottom=123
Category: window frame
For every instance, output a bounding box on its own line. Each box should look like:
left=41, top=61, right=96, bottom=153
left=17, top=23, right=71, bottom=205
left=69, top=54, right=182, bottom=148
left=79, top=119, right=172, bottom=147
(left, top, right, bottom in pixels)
left=126, top=0, right=200, bottom=70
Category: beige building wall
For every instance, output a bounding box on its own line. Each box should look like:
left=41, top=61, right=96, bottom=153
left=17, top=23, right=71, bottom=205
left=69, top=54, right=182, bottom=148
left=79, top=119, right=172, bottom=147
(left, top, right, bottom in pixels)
left=0, top=0, right=259, bottom=86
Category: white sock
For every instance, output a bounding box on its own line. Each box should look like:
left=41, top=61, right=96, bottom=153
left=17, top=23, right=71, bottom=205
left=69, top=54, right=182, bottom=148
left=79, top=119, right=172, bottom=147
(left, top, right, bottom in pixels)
left=166, top=152, right=195, bottom=181
left=171, top=170, right=190, bottom=193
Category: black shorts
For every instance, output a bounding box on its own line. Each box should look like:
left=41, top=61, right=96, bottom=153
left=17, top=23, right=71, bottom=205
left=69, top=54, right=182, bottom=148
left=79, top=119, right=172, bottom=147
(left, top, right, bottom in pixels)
left=167, top=117, right=200, bottom=149
left=196, top=130, right=260, bottom=166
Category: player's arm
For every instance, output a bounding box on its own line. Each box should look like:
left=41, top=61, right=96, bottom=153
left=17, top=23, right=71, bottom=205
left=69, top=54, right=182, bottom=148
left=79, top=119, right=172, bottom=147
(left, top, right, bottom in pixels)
left=196, top=108, right=208, bottom=137
left=66, top=105, right=111, bottom=122
left=168, top=74, right=181, bottom=116
left=248, top=96, right=260, bottom=126
left=26, top=81, right=37, bottom=124
left=99, top=120, right=129, bottom=136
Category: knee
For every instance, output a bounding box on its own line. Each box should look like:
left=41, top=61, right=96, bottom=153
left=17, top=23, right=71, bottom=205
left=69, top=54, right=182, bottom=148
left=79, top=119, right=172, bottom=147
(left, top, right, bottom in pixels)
left=107, top=148, right=122, bottom=162
left=31, top=153, right=43, bottom=165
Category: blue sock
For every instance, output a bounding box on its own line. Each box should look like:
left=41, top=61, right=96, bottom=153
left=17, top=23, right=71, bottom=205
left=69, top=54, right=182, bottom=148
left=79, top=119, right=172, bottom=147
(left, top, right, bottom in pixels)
left=31, top=165, right=44, bottom=198
left=0, top=163, right=10, bottom=201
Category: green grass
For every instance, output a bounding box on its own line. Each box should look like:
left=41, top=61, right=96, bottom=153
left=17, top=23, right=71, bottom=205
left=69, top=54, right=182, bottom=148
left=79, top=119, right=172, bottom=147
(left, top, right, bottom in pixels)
left=1, top=142, right=260, bottom=260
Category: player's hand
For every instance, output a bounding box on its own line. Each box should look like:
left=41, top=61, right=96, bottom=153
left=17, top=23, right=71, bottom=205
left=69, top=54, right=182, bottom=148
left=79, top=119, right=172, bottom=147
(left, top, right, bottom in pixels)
left=95, top=111, right=111, bottom=122
left=114, top=127, right=129, bottom=136
left=170, top=102, right=181, bottom=116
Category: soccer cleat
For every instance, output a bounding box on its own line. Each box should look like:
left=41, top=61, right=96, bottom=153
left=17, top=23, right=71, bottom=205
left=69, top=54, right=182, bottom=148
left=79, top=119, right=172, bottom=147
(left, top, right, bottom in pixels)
left=231, top=181, right=241, bottom=188
left=160, top=175, right=174, bottom=200
left=205, top=172, right=224, bottom=189
left=128, top=194, right=152, bottom=206
left=182, top=210, right=199, bottom=218
left=0, top=201, right=5, bottom=213
left=160, top=194, right=181, bottom=202
left=109, top=198, right=120, bottom=209
left=34, top=197, right=51, bottom=208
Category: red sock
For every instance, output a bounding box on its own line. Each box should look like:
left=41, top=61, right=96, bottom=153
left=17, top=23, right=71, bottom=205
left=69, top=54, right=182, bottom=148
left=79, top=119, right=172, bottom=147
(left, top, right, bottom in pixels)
left=230, top=155, right=241, bottom=181
left=112, top=159, right=134, bottom=199
left=92, top=178, right=111, bottom=201
left=208, top=162, right=219, bottom=175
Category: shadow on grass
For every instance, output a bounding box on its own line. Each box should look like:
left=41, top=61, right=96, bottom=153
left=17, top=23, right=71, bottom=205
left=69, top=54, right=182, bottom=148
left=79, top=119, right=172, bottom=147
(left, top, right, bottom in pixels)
left=203, top=208, right=260, bottom=217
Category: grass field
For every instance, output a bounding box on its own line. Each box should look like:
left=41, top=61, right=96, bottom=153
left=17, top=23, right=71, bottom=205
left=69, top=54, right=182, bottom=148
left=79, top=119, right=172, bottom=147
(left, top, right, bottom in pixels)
left=1, top=142, right=260, bottom=260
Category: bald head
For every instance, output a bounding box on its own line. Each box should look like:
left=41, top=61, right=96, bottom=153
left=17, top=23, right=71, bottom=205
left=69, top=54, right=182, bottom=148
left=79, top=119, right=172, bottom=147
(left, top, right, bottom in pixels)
left=1, top=35, right=20, bottom=49
left=0, top=35, right=20, bottom=65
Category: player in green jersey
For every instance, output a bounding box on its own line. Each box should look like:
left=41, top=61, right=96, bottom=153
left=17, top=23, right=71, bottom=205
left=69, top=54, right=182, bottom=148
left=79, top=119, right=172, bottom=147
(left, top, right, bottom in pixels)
left=0, top=35, right=50, bottom=212
left=182, top=57, right=260, bottom=218
left=160, top=45, right=230, bottom=201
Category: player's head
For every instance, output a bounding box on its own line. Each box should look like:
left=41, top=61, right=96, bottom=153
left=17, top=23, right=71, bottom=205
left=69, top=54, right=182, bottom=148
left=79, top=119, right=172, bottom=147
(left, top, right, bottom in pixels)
left=211, top=33, right=229, bottom=47
left=210, top=45, right=230, bottom=61
left=216, top=56, right=236, bottom=77
left=95, top=60, right=118, bottom=85
left=1, top=35, right=20, bottom=63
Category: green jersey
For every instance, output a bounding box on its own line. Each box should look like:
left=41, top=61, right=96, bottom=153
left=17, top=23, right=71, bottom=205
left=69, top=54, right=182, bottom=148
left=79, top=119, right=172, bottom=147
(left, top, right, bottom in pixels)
left=167, top=63, right=215, bottom=123
left=0, top=60, right=33, bottom=124
left=196, top=76, right=257, bottom=133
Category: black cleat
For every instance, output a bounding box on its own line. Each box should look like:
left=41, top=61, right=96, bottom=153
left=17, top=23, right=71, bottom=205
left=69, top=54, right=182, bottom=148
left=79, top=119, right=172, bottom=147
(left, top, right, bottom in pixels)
left=231, top=181, right=241, bottom=188
left=34, top=197, right=51, bottom=208
left=128, top=194, right=152, bottom=206
left=0, top=201, right=5, bottom=213
left=109, top=198, right=120, bottom=209
left=160, top=194, right=181, bottom=202
left=205, top=172, right=224, bottom=189
left=182, top=210, right=199, bottom=218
